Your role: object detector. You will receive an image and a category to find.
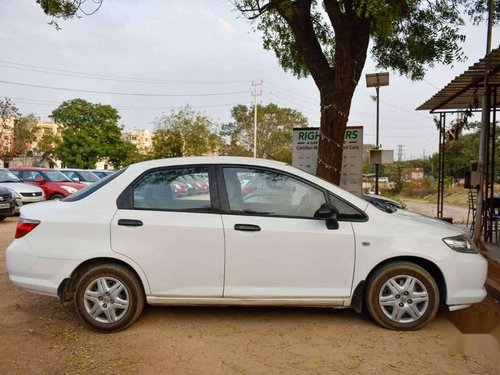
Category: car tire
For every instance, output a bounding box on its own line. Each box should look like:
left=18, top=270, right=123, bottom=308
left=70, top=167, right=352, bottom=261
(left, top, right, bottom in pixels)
left=50, top=194, right=65, bottom=200
left=365, top=261, right=439, bottom=330
left=74, top=263, right=144, bottom=333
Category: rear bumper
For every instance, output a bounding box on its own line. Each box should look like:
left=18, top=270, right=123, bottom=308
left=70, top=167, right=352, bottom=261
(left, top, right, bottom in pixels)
left=6, top=238, right=80, bottom=297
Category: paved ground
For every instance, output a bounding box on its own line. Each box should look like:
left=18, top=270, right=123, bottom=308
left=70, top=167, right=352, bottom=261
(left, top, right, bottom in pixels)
left=403, top=200, right=469, bottom=224
left=0, top=217, right=499, bottom=374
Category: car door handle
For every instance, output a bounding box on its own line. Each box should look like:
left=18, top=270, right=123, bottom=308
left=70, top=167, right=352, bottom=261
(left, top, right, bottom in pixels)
left=234, top=224, right=261, bottom=232
left=118, top=219, right=143, bottom=227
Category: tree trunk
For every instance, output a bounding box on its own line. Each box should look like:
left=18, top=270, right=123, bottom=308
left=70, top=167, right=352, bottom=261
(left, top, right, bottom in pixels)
left=315, top=17, right=370, bottom=185
left=316, top=87, right=347, bottom=185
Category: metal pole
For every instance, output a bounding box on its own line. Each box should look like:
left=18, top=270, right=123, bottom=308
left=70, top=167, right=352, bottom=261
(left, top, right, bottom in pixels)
left=438, top=113, right=445, bottom=218
left=375, top=86, right=380, bottom=195
left=253, top=82, right=258, bottom=158
left=487, top=0, right=494, bottom=55
left=474, top=71, right=490, bottom=241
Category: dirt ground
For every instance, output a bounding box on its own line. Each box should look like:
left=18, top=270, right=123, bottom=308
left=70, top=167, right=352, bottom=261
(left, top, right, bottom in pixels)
left=0, top=217, right=499, bottom=374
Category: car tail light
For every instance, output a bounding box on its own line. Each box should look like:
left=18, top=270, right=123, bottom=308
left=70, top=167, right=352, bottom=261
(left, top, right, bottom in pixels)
left=15, top=218, right=40, bottom=239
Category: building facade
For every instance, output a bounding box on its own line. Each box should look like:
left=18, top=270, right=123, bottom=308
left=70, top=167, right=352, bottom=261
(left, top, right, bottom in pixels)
left=122, top=129, right=153, bottom=154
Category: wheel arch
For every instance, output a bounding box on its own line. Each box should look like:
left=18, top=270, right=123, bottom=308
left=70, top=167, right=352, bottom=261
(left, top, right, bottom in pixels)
left=58, top=257, right=147, bottom=303
left=351, top=256, right=447, bottom=313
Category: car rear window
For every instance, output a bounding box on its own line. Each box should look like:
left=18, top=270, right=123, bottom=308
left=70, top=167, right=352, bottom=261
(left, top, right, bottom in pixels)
left=63, top=168, right=127, bottom=202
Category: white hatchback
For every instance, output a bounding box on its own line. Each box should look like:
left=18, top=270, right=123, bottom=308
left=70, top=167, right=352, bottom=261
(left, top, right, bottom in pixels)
left=6, top=157, right=487, bottom=332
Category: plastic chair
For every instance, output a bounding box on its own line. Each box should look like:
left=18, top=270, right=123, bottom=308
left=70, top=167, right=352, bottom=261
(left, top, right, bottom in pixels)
left=467, top=188, right=477, bottom=232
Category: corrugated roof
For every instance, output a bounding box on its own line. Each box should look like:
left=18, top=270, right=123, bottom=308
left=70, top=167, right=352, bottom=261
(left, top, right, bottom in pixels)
left=416, top=46, right=500, bottom=112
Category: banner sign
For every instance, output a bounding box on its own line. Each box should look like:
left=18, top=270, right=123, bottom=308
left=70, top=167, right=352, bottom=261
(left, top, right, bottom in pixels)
left=292, top=126, right=363, bottom=196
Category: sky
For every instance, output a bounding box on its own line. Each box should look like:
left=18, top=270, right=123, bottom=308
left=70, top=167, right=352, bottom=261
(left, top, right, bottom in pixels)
left=0, top=0, right=497, bottom=160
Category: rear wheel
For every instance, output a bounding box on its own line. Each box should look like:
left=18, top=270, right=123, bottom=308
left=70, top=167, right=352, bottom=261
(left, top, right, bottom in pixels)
left=74, top=264, right=144, bottom=333
left=365, top=262, right=439, bottom=330
left=50, top=194, right=64, bottom=200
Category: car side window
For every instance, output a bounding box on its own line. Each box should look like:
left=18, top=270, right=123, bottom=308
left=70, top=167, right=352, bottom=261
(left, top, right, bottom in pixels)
left=223, top=167, right=326, bottom=218
left=133, top=167, right=211, bottom=211
left=65, top=171, right=77, bottom=180
left=328, top=193, right=367, bottom=221
left=20, top=171, right=41, bottom=180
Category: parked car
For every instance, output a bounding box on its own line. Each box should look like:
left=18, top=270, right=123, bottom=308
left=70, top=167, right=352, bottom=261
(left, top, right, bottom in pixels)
left=59, top=169, right=100, bottom=185
left=91, top=170, right=115, bottom=179
left=0, top=186, right=16, bottom=221
left=6, top=157, right=487, bottom=333
left=0, top=168, right=45, bottom=213
left=9, top=167, right=86, bottom=200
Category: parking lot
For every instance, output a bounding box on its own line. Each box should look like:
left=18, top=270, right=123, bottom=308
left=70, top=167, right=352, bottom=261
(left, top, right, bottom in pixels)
left=0, top=217, right=499, bottom=374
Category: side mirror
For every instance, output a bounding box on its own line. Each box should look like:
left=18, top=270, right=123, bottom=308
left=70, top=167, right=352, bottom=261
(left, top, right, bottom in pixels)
left=314, top=203, right=339, bottom=230
left=72, top=177, right=80, bottom=182
left=35, top=177, right=46, bottom=184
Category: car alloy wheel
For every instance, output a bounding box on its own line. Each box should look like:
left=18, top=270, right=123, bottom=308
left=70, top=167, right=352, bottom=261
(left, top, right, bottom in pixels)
left=365, top=261, right=439, bottom=330
left=74, top=264, right=144, bottom=333
left=83, top=276, right=130, bottom=324
left=378, top=275, right=429, bottom=323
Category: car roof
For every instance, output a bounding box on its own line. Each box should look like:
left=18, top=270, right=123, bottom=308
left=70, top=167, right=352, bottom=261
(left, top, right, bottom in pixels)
left=128, top=156, right=288, bottom=171
left=9, top=167, right=53, bottom=171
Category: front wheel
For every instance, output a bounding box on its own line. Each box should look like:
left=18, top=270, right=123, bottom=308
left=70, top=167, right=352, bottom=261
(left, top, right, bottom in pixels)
left=50, top=194, right=65, bottom=200
left=74, top=264, right=144, bottom=333
left=365, top=262, right=439, bottom=330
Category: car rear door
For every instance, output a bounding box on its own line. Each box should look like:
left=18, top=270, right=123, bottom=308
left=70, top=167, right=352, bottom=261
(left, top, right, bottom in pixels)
left=110, top=165, right=225, bottom=297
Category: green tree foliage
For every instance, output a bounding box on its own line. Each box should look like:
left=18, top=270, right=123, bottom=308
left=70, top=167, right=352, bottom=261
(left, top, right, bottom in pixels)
left=34, top=1, right=497, bottom=183
left=233, top=0, right=495, bottom=184
left=36, top=0, right=103, bottom=28
left=34, top=131, right=60, bottom=166
left=51, top=98, right=133, bottom=168
left=152, top=106, right=220, bottom=158
left=0, top=98, right=21, bottom=158
left=219, top=103, right=308, bottom=162
left=12, top=114, right=40, bottom=157
left=432, top=122, right=500, bottom=180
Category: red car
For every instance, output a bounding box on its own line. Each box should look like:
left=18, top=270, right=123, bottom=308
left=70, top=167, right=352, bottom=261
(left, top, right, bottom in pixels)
left=9, top=167, right=86, bottom=200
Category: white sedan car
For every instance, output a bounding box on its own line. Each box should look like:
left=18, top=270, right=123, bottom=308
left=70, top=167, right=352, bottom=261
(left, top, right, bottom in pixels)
left=6, top=157, right=487, bottom=332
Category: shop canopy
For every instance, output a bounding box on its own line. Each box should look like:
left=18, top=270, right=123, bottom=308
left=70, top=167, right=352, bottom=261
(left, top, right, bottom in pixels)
left=417, top=47, right=500, bottom=112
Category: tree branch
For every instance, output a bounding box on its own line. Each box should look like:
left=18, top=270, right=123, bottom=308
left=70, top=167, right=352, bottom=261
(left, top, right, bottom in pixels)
left=273, top=0, right=334, bottom=84
left=235, top=0, right=288, bottom=20
left=323, top=0, right=342, bottom=30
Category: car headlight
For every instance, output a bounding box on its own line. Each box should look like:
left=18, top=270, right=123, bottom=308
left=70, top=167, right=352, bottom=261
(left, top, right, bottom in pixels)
left=7, top=188, right=21, bottom=199
left=61, top=186, right=78, bottom=194
left=442, top=235, right=478, bottom=254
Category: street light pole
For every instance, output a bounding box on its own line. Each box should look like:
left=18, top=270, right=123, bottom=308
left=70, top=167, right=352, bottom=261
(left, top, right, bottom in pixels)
left=365, top=72, right=389, bottom=195
left=252, top=80, right=262, bottom=158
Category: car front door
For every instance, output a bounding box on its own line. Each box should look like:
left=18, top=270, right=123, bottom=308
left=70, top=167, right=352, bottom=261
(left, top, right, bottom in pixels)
left=219, top=166, right=357, bottom=299
left=111, top=165, right=225, bottom=297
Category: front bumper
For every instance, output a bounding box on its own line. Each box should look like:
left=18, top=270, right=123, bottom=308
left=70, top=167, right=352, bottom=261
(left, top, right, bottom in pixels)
left=441, top=250, right=488, bottom=306
left=0, top=201, right=16, bottom=216
left=6, top=237, right=80, bottom=297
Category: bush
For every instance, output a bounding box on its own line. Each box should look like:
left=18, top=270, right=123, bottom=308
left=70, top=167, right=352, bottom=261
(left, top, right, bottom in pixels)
left=396, top=177, right=437, bottom=199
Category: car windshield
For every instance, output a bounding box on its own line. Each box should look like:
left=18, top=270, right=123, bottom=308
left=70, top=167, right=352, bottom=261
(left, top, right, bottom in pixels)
left=42, top=170, right=72, bottom=182
left=76, top=170, right=100, bottom=182
left=93, top=171, right=112, bottom=178
left=0, top=169, right=22, bottom=183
